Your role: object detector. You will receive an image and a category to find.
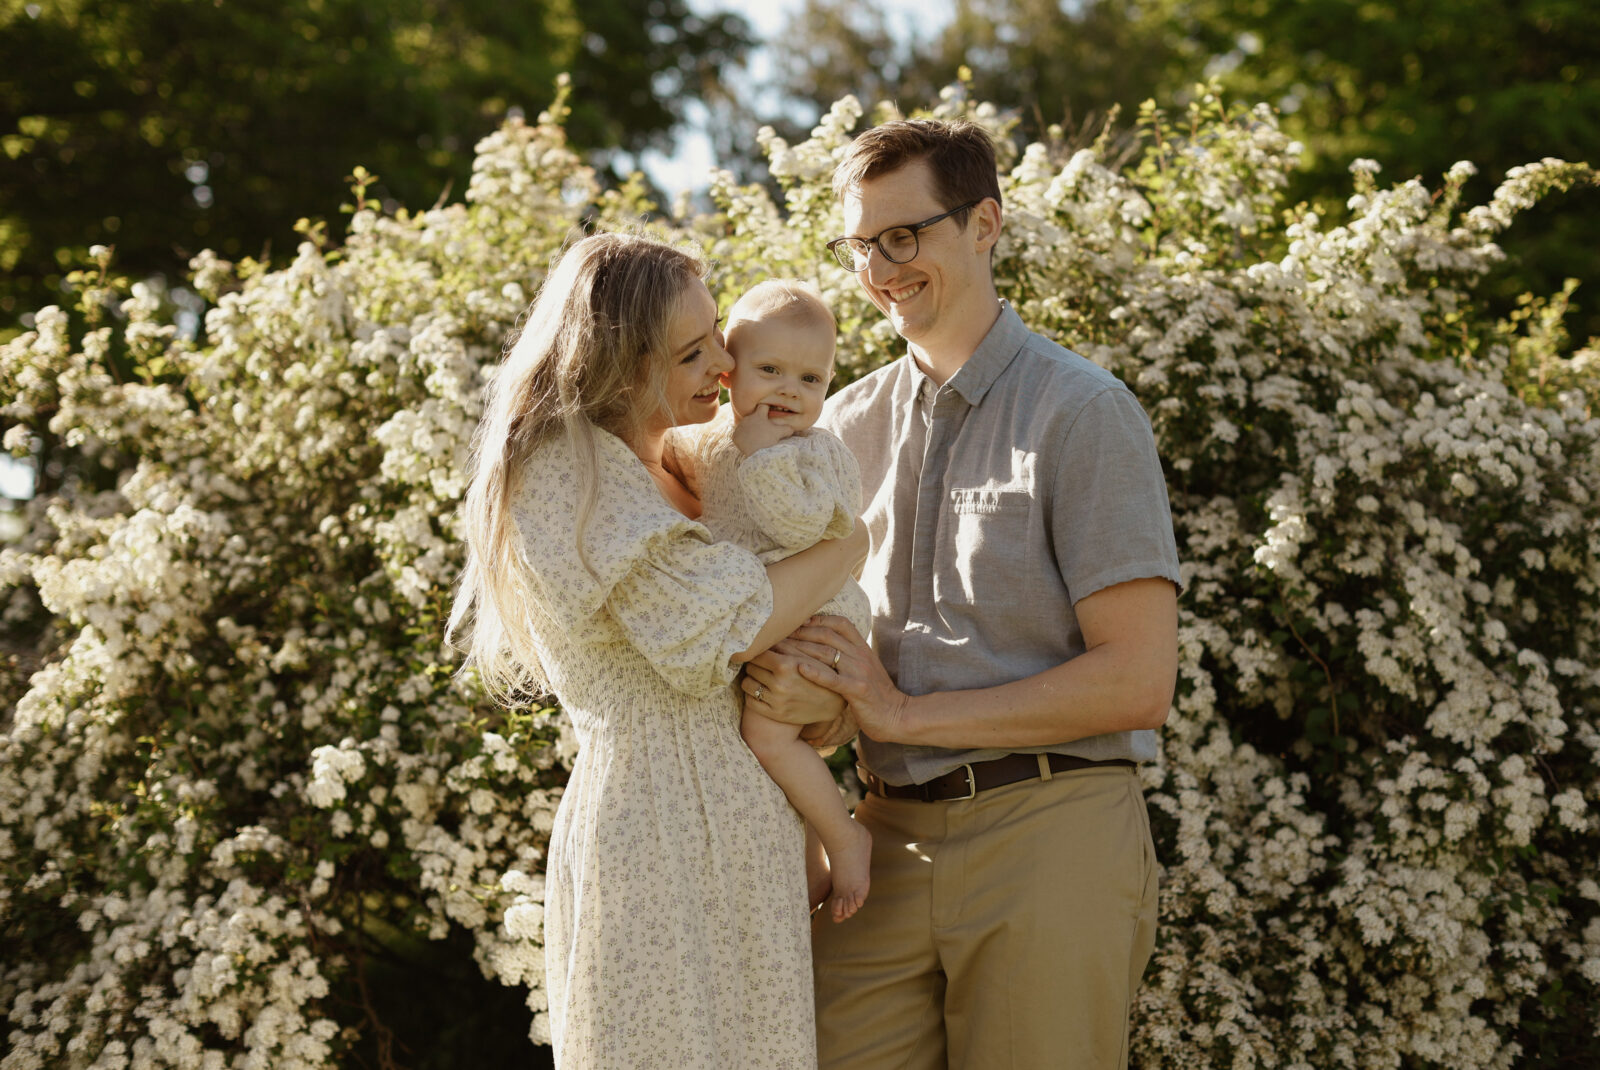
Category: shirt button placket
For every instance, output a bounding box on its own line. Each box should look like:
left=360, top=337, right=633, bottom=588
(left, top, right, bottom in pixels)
left=909, top=389, right=960, bottom=636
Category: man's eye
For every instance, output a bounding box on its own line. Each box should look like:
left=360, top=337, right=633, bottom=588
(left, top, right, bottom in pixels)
left=883, top=228, right=917, bottom=252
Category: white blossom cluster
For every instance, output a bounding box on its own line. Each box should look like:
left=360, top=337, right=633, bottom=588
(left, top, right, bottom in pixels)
left=2, top=83, right=1596, bottom=1067
left=736, top=89, right=1598, bottom=1066
left=1, top=92, right=592, bottom=1066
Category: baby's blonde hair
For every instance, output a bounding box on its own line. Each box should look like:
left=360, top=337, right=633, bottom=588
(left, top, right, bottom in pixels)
left=725, top=279, right=836, bottom=343
left=448, top=230, right=708, bottom=703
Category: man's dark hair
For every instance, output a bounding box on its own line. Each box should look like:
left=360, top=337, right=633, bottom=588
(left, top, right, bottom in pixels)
left=831, top=119, right=1003, bottom=226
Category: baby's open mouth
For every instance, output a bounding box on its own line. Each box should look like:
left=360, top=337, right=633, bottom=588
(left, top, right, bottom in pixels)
left=768, top=405, right=797, bottom=415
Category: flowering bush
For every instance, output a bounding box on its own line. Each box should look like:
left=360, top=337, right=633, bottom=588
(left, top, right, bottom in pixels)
left=2, top=81, right=1596, bottom=1068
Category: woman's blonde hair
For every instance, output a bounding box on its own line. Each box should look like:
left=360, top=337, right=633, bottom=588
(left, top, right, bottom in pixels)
left=447, top=230, right=709, bottom=702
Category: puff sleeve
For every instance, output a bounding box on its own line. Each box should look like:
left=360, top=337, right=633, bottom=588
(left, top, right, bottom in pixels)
left=605, top=525, right=773, bottom=698
left=512, top=427, right=774, bottom=700
left=737, top=428, right=861, bottom=556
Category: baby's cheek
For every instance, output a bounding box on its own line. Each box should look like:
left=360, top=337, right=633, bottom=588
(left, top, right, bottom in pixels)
left=724, top=384, right=757, bottom=418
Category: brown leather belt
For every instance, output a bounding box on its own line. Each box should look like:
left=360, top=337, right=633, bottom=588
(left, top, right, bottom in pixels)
left=860, top=753, right=1135, bottom=803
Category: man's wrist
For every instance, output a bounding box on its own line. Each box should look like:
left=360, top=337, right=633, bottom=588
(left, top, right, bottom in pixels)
left=878, top=690, right=921, bottom=746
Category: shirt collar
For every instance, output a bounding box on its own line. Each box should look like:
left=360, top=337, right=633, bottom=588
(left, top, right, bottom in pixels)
left=904, top=301, right=1028, bottom=408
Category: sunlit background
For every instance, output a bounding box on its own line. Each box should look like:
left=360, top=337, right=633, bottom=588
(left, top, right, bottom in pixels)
left=638, top=0, right=952, bottom=195
left=3, top=0, right=1597, bottom=513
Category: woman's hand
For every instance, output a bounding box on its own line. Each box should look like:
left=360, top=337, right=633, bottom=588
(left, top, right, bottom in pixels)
left=790, top=615, right=914, bottom=744
left=741, top=641, right=848, bottom=739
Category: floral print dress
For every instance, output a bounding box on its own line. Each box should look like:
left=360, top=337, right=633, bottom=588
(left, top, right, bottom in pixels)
left=513, top=425, right=815, bottom=1069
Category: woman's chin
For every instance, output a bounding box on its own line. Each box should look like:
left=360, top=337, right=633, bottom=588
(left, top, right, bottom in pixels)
left=674, top=396, right=722, bottom=424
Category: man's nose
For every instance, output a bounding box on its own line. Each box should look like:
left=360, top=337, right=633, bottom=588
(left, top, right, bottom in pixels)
left=862, top=243, right=895, bottom=283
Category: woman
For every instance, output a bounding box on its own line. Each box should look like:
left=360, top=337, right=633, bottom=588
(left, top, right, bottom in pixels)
left=448, top=231, right=863, bottom=1068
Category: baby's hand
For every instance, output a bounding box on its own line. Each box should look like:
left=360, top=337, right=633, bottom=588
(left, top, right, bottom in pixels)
left=732, top=403, right=797, bottom=456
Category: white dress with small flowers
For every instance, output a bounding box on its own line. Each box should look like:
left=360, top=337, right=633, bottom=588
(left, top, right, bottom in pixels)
left=513, top=425, right=814, bottom=1070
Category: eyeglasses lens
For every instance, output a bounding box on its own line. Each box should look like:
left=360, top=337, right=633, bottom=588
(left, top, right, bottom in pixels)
left=881, top=228, right=917, bottom=262
left=834, top=229, right=919, bottom=271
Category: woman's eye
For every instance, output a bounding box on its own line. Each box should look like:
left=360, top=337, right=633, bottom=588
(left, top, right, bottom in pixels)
left=680, top=348, right=701, bottom=364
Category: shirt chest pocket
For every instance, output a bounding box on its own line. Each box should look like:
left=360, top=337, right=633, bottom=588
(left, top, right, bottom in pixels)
left=945, top=487, right=1033, bottom=605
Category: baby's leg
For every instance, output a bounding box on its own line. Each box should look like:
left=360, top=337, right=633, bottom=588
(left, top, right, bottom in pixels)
left=741, top=708, right=871, bottom=922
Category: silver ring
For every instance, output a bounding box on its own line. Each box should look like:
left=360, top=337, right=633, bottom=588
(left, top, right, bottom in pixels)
left=753, top=685, right=765, bottom=703
left=831, top=650, right=841, bottom=669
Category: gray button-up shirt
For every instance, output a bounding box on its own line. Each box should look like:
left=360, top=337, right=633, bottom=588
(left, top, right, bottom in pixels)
left=820, top=303, right=1181, bottom=785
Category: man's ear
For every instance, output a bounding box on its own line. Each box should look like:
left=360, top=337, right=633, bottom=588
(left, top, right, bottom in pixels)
left=972, top=198, right=1003, bottom=254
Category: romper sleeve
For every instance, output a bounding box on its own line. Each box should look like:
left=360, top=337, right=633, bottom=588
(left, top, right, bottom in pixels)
left=512, top=425, right=774, bottom=699
left=737, top=427, right=861, bottom=556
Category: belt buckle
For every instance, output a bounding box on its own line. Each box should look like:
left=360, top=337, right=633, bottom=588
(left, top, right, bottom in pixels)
left=952, top=763, right=977, bottom=801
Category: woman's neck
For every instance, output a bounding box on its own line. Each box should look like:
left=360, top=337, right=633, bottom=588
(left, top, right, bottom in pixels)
left=626, top=428, right=666, bottom=469
left=624, top=428, right=700, bottom=519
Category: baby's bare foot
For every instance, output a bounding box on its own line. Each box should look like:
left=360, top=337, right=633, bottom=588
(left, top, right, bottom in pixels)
left=827, top=821, right=872, bottom=922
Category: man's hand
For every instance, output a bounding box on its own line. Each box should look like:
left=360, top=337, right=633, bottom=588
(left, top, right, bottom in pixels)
left=731, top=403, right=797, bottom=456
left=799, top=706, right=860, bottom=752
left=790, top=615, right=914, bottom=744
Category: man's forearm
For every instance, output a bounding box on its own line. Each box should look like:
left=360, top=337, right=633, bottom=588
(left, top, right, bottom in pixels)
left=810, top=577, right=1179, bottom=750
left=882, top=640, right=1174, bottom=749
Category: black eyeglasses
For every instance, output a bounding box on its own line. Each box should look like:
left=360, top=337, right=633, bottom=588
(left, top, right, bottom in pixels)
left=825, top=202, right=978, bottom=271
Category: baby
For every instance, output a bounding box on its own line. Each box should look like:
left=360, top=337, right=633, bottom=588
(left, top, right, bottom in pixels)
left=678, top=279, right=873, bottom=922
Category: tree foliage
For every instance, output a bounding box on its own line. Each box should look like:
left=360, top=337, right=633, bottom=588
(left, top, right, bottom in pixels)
left=0, top=0, right=751, bottom=337
left=2, top=83, right=1598, bottom=1067
left=1193, top=0, right=1600, bottom=343
left=773, top=0, right=1193, bottom=141
left=769, top=0, right=1600, bottom=339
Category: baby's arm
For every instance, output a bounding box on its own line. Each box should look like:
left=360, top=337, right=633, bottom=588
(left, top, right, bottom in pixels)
left=738, top=428, right=862, bottom=556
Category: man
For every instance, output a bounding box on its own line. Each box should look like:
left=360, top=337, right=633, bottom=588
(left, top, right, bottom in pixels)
left=741, top=117, right=1181, bottom=1070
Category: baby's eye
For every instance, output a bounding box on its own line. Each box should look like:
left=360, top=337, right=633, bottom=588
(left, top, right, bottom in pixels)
left=802, top=374, right=822, bottom=384
left=759, top=364, right=779, bottom=374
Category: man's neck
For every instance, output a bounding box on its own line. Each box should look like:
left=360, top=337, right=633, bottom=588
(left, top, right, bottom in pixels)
left=907, top=297, right=1003, bottom=387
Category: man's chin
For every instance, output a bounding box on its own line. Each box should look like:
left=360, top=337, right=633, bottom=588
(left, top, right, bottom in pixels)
left=888, top=310, right=926, bottom=340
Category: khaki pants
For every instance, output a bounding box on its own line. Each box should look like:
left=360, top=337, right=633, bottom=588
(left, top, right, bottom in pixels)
left=812, top=763, right=1158, bottom=1070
